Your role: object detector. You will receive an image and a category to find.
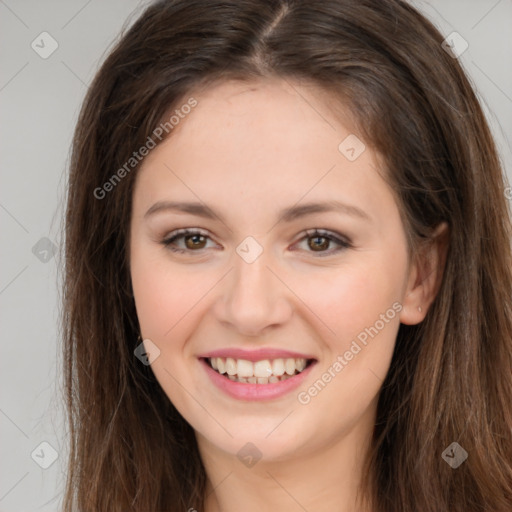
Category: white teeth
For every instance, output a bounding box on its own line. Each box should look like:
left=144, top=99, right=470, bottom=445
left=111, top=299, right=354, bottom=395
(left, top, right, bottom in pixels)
left=236, top=359, right=254, bottom=378
left=271, top=359, right=285, bottom=376
left=254, top=360, right=272, bottom=378
left=295, top=358, right=306, bottom=372
left=285, top=358, right=296, bottom=375
left=225, top=357, right=237, bottom=376
left=208, top=356, right=311, bottom=382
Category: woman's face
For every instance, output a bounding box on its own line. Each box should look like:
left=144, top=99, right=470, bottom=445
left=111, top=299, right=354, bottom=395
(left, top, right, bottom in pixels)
left=129, top=79, right=421, bottom=462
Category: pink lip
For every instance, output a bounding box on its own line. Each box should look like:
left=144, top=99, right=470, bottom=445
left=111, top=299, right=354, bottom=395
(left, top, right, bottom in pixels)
left=200, top=358, right=317, bottom=401
left=199, top=348, right=316, bottom=362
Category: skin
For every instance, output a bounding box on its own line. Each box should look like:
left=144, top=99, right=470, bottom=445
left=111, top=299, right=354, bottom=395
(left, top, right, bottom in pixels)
left=129, top=78, right=448, bottom=512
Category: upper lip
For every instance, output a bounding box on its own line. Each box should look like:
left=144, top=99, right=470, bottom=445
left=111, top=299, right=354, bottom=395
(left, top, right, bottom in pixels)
left=199, top=348, right=316, bottom=362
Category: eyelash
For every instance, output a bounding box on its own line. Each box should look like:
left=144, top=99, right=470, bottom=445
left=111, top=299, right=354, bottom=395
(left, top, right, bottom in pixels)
left=161, top=228, right=352, bottom=257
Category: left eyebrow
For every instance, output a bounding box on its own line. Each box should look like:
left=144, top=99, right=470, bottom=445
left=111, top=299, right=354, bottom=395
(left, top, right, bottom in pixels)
left=277, top=200, right=372, bottom=223
left=144, top=200, right=372, bottom=224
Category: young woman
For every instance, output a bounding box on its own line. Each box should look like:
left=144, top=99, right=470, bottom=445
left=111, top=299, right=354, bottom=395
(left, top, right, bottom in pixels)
left=62, top=0, right=512, bottom=510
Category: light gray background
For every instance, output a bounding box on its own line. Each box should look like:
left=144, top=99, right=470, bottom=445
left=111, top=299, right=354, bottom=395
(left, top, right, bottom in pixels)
left=1, top=1, right=511, bottom=510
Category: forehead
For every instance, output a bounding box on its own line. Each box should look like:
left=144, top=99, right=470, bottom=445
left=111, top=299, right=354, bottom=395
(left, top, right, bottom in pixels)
left=134, top=78, right=396, bottom=228
left=179, top=78, right=355, bottom=143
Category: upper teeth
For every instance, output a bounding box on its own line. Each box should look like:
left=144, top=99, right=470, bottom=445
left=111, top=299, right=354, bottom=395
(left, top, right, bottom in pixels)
left=210, top=357, right=307, bottom=378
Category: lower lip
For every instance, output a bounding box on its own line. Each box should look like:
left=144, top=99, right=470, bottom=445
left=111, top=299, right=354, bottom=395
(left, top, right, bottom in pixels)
left=200, top=358, right=316, bottom=401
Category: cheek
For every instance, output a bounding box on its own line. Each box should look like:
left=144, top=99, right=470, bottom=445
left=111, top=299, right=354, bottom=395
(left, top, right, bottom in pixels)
left=295, top=256, right=406, bottom=348
left=130, top=246, right=207, bottom=343
left=290, top=260, right=405, bottom=438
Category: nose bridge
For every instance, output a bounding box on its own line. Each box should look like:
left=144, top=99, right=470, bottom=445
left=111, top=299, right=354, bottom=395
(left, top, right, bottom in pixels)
left=217, top=242, right=292, bottom=335
left=232, top=248, right=270, bottom=300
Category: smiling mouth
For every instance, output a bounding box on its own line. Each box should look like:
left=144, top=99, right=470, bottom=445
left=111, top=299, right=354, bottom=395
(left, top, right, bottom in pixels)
left=204, top=356, right=315, bottom=384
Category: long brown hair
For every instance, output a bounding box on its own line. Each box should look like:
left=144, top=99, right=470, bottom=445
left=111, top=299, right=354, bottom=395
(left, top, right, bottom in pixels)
left=62, top=0, right=512, bottom=510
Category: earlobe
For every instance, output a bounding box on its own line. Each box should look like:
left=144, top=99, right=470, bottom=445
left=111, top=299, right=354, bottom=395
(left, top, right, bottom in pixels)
left=400, top=222, right=450, bottom=325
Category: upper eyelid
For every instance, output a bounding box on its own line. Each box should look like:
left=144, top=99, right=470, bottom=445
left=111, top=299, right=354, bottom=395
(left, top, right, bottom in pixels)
left=162, top=228, right=219, bottom=249
left=162, top=228, right=351, bottom=251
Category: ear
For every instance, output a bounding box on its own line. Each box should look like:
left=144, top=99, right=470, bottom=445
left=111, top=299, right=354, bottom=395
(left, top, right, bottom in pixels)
left=400, top=222, right=450, bottom=325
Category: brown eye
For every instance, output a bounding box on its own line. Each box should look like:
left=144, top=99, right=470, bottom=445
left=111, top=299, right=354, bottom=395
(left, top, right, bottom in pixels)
left=184, top=233, right=207, bottom=249
left=294, top=229, right=352, bottom=257
left=308, top=235, right=330, bottom=252
left=162, top=228, right=215, bottom=253
left=162, top=228, right=351, bottom=256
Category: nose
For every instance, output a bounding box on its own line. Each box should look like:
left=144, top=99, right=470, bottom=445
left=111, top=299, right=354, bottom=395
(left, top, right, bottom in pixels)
left=213, top=247, right=293, bottom=337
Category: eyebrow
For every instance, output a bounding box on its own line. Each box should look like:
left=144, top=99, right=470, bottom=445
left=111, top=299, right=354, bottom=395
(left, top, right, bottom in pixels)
left=144, top=200, right=372, bottom=223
